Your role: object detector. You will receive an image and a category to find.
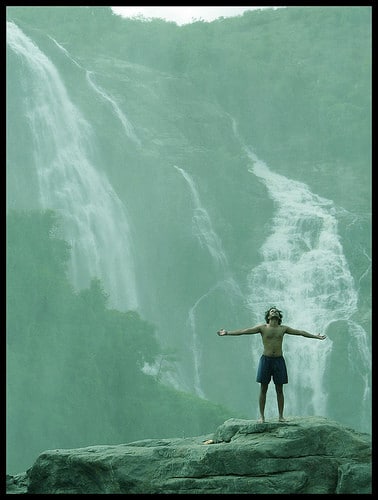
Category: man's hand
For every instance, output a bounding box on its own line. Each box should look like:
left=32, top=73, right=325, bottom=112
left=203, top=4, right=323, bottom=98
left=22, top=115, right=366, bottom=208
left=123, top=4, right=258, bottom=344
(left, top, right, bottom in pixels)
left=316, top=334, right=326, bottom=340
left=217, top=329, right=227, bottom=336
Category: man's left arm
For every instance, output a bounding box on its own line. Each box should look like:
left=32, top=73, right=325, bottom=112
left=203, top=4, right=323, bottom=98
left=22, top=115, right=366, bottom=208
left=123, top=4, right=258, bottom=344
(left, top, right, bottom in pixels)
left=284, top=326, right=326, bottom=340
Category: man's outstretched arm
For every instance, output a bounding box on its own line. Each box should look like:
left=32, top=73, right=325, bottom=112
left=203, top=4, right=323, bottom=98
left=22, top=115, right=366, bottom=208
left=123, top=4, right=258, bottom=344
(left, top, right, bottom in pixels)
left=217, top=325, right=263, bottom=336
left=284, top=326, right=326, bottom=340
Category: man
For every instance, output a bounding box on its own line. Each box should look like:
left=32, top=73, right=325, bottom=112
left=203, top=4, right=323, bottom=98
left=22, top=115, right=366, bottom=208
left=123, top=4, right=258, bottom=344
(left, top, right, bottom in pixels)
left=217, top=306, right=326, bottom=423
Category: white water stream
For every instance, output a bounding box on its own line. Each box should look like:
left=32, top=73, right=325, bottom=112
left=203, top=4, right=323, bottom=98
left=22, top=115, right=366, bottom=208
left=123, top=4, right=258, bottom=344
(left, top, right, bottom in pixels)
left=7, top=21, right=139, bottom=311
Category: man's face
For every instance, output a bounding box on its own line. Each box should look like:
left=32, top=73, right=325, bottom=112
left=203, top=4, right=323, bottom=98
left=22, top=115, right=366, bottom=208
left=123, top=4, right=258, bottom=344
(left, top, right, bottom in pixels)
left=269, top=308, right=280, bottom=319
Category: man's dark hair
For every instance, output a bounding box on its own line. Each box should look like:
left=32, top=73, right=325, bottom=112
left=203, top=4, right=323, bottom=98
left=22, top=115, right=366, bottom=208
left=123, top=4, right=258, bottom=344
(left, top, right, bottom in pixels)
left=265, top=306, right=283, bottom=325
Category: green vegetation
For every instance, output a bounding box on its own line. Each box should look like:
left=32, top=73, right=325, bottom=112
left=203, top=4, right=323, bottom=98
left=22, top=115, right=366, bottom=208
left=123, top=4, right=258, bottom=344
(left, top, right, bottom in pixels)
left=6, top=209, right=235, bottom=474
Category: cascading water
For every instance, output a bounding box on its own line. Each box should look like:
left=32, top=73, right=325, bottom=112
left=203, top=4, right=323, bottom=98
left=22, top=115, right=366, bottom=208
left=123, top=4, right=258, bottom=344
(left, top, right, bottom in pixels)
left=7, top=21, right=138, bottom=311
left=173, top=165, right=229, bottom=271
left=173, top=165, right=245, bottom=397
left=48, top=34, right=141, bottom=147
left=346, top=320, right=371, bottom=401
left=244, top=147, right=370, bottom=420
left=85, top=72, right=141, bottom=147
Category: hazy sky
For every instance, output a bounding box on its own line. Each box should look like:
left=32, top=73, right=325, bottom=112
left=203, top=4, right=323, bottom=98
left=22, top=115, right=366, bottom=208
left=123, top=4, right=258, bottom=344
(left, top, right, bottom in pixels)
left=111, top=6, right=284, bottom=25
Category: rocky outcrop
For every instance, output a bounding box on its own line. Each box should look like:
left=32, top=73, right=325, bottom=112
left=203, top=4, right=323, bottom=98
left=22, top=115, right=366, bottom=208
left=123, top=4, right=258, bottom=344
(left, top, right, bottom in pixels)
left=6, top=416, right=371, bottom=494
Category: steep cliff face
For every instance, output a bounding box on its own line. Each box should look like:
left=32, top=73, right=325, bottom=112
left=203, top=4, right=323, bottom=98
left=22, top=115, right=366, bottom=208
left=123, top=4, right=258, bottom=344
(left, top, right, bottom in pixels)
left=6, top=417, right=371, bottom=494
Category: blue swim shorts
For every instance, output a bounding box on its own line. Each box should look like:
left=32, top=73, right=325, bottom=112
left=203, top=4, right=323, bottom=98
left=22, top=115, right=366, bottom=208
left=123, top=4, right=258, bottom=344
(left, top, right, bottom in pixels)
left=256, top=355, right=288, bottom=385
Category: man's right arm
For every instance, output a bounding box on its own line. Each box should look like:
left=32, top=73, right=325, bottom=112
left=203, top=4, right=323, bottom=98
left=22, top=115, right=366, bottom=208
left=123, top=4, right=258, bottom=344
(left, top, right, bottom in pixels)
left=217, top=325, right=263, bottom=336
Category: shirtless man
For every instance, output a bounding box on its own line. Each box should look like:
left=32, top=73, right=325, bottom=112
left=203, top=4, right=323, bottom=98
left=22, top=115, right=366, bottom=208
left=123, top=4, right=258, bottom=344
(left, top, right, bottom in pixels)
left=217, top=306, right=326, bottom=423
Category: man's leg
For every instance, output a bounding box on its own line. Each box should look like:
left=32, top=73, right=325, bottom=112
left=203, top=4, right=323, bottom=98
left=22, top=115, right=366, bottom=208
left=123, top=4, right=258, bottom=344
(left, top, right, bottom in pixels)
left=259, top=383, right=268, bottom=422
left=275, top=384, right=285, bottom=421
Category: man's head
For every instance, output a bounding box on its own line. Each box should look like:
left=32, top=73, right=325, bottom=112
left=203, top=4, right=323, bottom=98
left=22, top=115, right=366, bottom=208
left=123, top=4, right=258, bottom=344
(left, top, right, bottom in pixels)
left=265, top=306, right=283, bottom=325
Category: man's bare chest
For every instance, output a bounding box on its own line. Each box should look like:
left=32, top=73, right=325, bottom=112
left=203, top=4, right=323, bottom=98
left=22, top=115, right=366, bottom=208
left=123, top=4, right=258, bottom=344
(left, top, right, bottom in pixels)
left=262, top=327, right=284, bottom=341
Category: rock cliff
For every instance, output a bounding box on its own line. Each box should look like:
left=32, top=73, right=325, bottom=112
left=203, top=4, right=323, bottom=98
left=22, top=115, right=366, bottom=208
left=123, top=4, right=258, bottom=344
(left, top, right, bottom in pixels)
left=6, top=416, right=371, bottom=494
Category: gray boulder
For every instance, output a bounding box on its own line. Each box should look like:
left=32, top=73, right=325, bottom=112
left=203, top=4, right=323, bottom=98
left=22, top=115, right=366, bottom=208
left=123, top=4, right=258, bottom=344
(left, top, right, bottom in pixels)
left=7, top=416, right=371, bottom=494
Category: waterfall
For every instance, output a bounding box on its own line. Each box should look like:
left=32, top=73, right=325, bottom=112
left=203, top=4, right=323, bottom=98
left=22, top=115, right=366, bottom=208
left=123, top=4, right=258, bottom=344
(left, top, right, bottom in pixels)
left=244, top=147, right=370, bottom=419
left=7, top=21, right=138, bottom=311
left=187, top=293, right=208, bottom=399
left=173, top=165, right=244, bottom=396
left=48, top=35, right=141, bottom=146
left=173, top=165, right=229, bottom=270
left=85, top=73, right=141, bottom=147
left=345, top=320, right=371, bottom=401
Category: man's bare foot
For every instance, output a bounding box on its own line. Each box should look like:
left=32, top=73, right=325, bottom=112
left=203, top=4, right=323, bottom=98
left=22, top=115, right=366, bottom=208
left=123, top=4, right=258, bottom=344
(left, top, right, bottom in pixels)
left=258, top=417, right=265, bottom=423
left=278, top=417, right=286, bottom=422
